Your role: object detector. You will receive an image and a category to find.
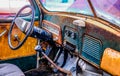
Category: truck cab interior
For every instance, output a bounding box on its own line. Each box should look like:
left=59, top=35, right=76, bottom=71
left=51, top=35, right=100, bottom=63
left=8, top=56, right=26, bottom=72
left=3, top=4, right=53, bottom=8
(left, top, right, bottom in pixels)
left=0, top=0, right=120, bottom=76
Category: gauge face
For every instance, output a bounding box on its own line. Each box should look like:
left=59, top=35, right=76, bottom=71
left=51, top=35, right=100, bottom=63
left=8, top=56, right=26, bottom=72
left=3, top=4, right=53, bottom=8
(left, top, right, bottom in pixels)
left=42, top=23, right=59, bottom=35
left=42, top=20, right=62, bottom=44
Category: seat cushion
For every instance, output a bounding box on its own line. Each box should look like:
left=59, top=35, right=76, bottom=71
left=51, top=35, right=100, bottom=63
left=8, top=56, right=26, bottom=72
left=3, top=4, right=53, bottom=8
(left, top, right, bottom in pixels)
left=0, top=63, right=25, bottom=76
left=100, top=48, right=120, bottom=75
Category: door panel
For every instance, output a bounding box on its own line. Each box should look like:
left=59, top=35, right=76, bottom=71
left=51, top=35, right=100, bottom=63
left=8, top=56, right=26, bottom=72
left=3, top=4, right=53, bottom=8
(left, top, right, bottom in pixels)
left=0, top=22, right=38, bottom=60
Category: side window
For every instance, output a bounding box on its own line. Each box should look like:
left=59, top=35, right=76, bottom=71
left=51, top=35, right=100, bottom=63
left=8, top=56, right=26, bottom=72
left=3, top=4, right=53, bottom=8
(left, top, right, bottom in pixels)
left=0, top=0, right=30, bottom=14
left=91, top=0, right=120, bottom=26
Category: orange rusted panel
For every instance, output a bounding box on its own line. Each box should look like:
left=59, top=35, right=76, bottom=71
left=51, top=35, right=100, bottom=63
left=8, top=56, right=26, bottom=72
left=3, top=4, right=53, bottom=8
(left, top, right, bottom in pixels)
left=0, top=22, right=38, bottom=60
left=100, top=48, right=120, bottom=76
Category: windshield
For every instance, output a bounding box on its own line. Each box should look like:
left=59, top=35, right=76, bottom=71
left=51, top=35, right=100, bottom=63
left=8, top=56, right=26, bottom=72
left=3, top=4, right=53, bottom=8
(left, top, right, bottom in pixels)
left=40, top=0, right=120, bottom=26
left=91, top=0, right=120, bottom=26
left=41, top=0, right=93, bottom=16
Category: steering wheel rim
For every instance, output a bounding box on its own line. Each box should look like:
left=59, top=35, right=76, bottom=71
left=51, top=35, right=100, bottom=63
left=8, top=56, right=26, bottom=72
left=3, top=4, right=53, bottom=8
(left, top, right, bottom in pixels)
left=8, top=5, right=35, bottom=50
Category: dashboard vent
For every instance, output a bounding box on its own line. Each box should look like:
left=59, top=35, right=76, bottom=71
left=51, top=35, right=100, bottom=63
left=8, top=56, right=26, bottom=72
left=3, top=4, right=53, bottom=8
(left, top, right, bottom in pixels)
left=81, top=35, right=103, bottom=65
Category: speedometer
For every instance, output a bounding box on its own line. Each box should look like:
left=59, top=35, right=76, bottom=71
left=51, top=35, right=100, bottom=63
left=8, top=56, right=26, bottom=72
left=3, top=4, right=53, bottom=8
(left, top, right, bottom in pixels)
left=42, top=20, right=62, bottom=44
left=42, top=23, right=59, bottom=35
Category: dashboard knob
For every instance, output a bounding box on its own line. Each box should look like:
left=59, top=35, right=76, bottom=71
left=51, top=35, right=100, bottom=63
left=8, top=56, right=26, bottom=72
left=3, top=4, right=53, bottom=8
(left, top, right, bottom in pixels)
left=65, top=30, right=72, bottom=37
left=71, top=32, right=76, bottom=39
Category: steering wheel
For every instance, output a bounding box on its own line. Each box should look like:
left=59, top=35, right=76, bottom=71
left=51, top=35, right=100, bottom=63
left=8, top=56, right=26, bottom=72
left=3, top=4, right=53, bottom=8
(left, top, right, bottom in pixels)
left=8, top=5, right=35, bottom=50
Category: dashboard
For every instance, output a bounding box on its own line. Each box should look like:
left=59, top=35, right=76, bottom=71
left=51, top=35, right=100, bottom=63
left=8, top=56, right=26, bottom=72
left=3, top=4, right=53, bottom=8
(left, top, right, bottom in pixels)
left=41, top=20, right=85, bottom=53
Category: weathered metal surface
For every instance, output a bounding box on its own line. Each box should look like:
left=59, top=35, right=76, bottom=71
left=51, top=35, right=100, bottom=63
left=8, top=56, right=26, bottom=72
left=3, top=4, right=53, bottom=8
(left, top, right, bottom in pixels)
left=43, top=14, right=120, bottom=67
left=0, top=22, right=38, bottom=60
left=101, top=48, right=120, bottom=75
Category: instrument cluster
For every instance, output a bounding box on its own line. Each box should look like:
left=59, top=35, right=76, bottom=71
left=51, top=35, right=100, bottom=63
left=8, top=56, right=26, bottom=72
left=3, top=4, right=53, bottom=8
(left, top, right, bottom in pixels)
left=42, top=20, right=62, bottom=44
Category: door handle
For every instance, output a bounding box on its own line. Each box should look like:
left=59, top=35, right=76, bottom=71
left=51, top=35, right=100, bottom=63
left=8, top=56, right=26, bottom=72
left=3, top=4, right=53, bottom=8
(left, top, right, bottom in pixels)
left=0, top=29, right=7, bottom=37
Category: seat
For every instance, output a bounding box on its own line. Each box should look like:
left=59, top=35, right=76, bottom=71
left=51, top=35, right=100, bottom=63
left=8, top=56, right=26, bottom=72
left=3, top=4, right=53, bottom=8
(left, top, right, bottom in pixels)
left=0, top=63, right=25, bottom=76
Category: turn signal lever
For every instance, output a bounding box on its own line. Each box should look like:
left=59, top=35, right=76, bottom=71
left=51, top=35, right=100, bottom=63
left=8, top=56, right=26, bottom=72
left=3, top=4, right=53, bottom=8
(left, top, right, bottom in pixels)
left=15, top=18, right=52, bottom=42
left=30, top=26, right=52, bottom=41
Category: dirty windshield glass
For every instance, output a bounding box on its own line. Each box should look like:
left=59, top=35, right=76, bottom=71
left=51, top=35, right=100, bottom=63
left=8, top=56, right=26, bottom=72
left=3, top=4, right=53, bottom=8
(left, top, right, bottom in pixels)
left=41, top=0, right=93, bottom=16
left=91, top=0, right=120, bottom=26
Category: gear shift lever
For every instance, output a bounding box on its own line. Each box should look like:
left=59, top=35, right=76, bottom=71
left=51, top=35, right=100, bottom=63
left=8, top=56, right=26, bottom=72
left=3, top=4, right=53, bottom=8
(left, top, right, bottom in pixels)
left=35, top=44, right=72, bottom=76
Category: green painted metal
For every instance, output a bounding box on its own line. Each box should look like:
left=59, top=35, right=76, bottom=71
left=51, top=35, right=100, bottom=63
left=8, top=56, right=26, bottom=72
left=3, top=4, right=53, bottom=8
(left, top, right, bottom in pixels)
left=43, top=14, right=120, bottom=66
left=0, top=55, right=36, bottom=72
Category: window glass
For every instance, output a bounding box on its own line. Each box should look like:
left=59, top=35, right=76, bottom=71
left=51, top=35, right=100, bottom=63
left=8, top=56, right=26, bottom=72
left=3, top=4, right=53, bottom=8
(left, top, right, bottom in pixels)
left=0, top=0, right=30, bottom=14
left=41, top=0, right=93, bottom=16
left=91, top=0, right=120, bottom=26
